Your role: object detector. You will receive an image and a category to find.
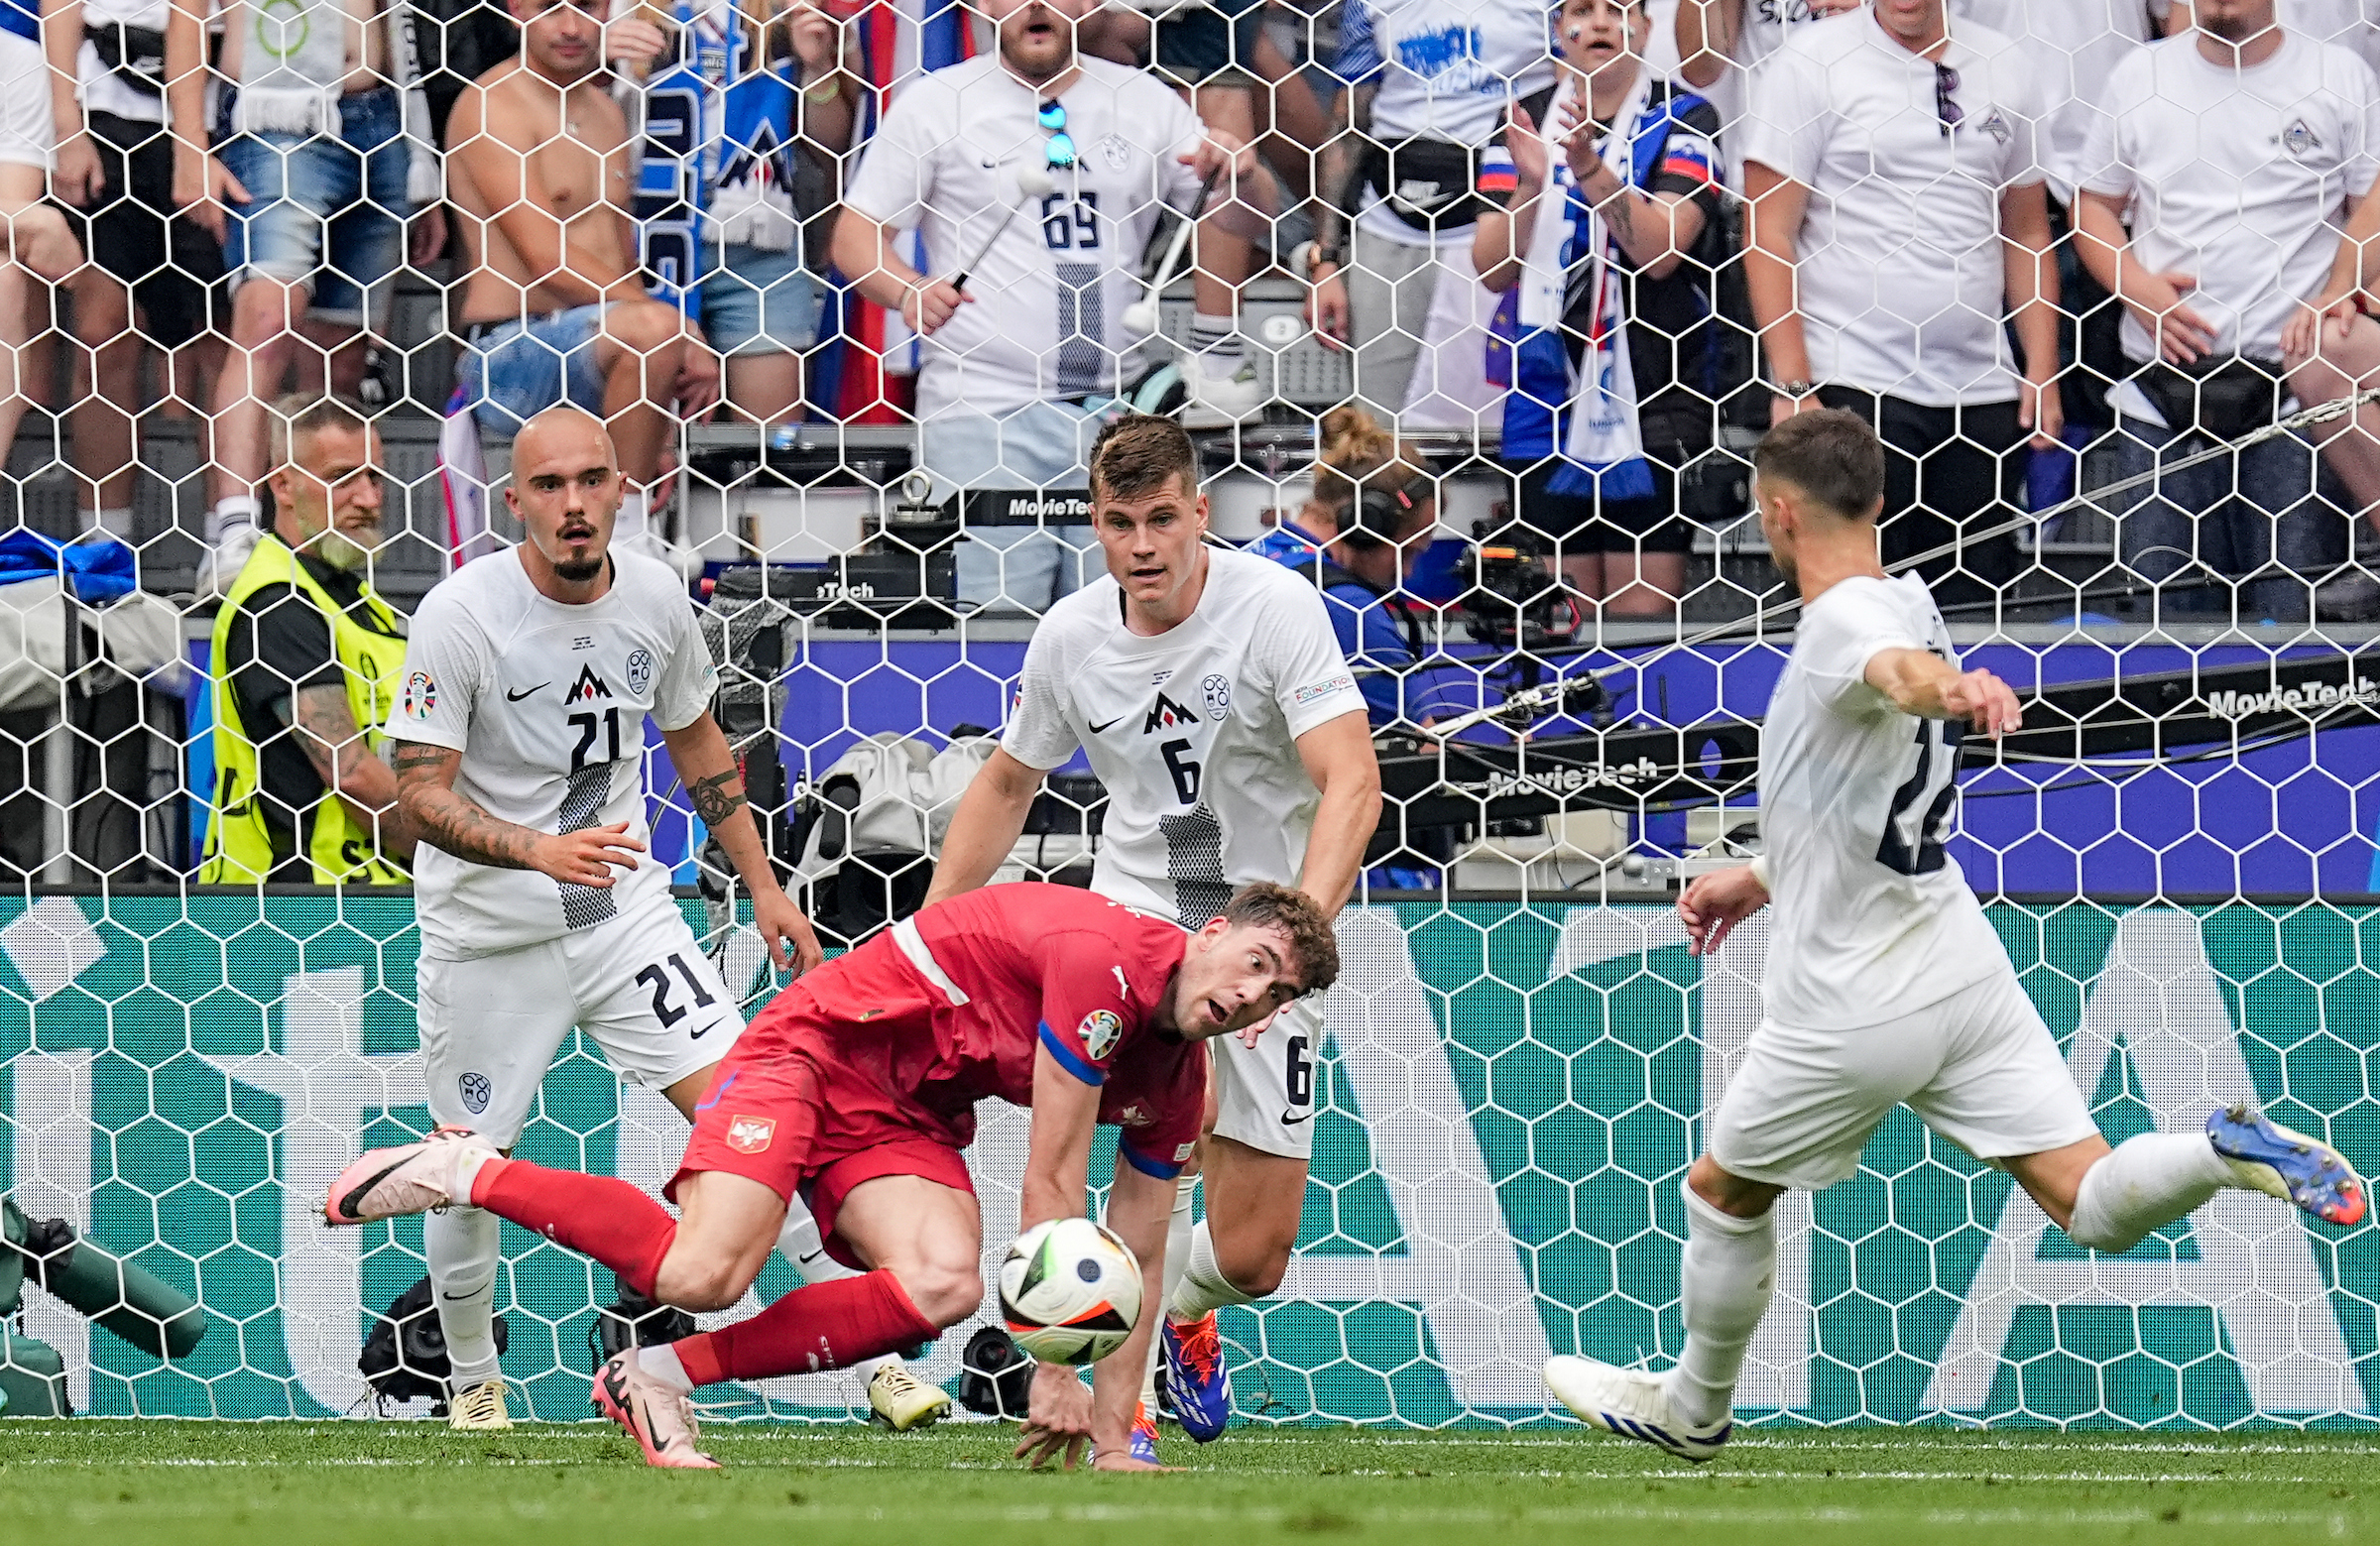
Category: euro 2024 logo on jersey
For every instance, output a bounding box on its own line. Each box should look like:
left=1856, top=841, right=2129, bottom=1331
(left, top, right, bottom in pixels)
left=1202, top=673, right=1232, bottom=720
left=402, top=670, right=436, bottom=720
left=1078, top=1009, right=1123, bottom=1062
left=626, top=649, right=654, bottom=698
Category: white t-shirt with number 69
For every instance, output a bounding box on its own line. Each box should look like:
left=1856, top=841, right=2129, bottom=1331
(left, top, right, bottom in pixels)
left=844, top=54, right=1209, bottom=422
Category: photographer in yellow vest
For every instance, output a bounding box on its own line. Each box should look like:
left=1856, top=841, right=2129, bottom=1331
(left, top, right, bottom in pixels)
left=200, top=395, right=416, bottom=885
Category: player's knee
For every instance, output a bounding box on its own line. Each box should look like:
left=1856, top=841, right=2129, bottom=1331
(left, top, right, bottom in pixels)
left=894, top=1260, right=984, bottom=1329
left=1215, top=1231, right=1290, bottom=1299
left=1687, top=1153, right=1779, bottom=1220
left=652, top=1248, right=760, bottom=1314
left=608, top=299, right=683, bottom=358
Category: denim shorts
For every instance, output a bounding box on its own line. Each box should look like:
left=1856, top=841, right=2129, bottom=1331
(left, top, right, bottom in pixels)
left=697, top=243, right=820, bottom=357
left=461, top=303, right=612, bottom=437
left=216, top=86, right=410, bottom=324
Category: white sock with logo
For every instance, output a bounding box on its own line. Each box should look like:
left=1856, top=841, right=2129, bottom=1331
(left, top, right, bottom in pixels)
left=2067, top=1131, right=2234, bottom=1253
left=206, top=495, right=260, bottom=544
left=1662, top=1182, right=1775, bottom=1430
left=1143, top=1173, right=1200, bottom=1408
left=425, top=1205, right=505, bottom=1392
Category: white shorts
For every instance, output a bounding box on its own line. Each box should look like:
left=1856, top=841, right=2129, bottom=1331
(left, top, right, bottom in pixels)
left=0, top=35, right=50, bottom=170
left=419, top=899, right=745, bottom=1148
left=1210, top=995, right=1322, bottom=1162
left=1707, top=967, right=2098, bottom=1191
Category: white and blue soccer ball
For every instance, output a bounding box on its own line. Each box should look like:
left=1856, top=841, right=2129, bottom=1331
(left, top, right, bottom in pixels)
left=998, top=1217, right=1143, bottom=1366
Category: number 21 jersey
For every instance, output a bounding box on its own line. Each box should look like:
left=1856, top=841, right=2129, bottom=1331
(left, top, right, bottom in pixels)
left=1759, top=573, right=2004, bottom=1030
left=1002, top=548, right=1368, bottom=927
left=385, top=549, right=721, bottom=959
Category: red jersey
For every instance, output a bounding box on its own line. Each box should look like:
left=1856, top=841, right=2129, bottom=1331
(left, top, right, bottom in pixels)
left=736, top=883, right=1207, bottom=1177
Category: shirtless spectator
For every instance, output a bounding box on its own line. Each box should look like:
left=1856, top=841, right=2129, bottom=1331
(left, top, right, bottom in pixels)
left=445, top=0, right=716, bottom=558
left=169, top=0, right=445, bottom=593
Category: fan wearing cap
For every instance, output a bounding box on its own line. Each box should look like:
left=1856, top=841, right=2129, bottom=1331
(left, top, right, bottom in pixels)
left=829, top=0, right=1279, bottom=616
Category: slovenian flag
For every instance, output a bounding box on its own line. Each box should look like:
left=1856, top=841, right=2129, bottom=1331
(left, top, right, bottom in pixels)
left=1476, top=143, right=1518, bottom=198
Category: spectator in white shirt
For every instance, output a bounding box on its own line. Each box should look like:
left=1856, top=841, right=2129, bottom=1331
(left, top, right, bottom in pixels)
left=2076, top=0, right=2380, bottom=622
left=1741, top=0, right=2063, bottom=611
left=1308, top=0, right=1557, bottom=428
left=830, top=0, right=1275, bottom=613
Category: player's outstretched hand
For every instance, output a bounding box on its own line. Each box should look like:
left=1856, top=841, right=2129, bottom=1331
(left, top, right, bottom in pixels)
left=753, top=886, right=825, bottom=976
left=529, top=822, right=646, bottom=888
left=1679, top=865, right=1769, bottom=957
left=1939, top=667, right=2023, bottom=740
left=1014, top=1363, right=1093, bottom=1471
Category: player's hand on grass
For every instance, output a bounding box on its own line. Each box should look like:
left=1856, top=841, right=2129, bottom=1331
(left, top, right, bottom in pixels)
left=1014, top=1363, right=1093, bottom=1471
left=753, top=885, right=825, bottom=976
left=1940, top=667, right=2023, bottom=740
left=1679, top=865, right=1768, bottom=957
left=529, top=822, right=646, bottom=887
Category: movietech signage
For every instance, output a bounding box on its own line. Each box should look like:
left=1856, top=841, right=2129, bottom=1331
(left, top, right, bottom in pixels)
left=1, top=895, right=2372, bottom=1427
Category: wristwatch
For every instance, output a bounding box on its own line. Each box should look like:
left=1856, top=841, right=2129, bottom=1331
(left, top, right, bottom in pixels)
left=1772, top=380, right=1817, bottom=399
left=1307, top=243, right=1346, bottom=277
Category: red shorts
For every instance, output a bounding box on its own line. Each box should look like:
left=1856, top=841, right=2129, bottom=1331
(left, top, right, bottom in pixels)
left=671, top=951, right=977, bottom=1266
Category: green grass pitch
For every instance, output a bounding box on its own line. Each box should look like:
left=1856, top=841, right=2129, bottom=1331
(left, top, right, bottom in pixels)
left=2, top=1420, right=2376, bottom=1544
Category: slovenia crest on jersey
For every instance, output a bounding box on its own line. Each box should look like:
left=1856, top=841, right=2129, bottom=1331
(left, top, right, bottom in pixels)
left=726, top=1115, right=775, bottom=1154
left=1202, top=673, right=1232, bottom=720
left=1078, top=1009, right=1124, bottom=1062
left=402, top=670, right=436, bottom=719
left=627, top=648, right=655, bottom=698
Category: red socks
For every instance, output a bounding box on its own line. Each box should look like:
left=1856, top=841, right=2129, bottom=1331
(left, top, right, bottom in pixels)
left=673, top=1271, right=937, bottom=1387
left=469, top=1157, right=676, bottom=1299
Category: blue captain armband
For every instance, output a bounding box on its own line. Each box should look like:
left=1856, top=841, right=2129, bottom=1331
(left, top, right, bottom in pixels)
left=1036, top=1020, right=1107, bottom=1085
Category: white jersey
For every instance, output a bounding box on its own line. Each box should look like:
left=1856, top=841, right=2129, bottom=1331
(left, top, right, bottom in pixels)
left=843, top=55, right=1206, bottom=421
left=1758, top=573, right=2004, bottom=1030
left=385, top=549, right=721, bottom=960
left=1741, top=10, right=2048, bottom=407
left=1001, top=548, right=1367, bottom=926
left=2080, top=31, right=2380, bottom=370
left=1951, top=0, right=2149, bottom=194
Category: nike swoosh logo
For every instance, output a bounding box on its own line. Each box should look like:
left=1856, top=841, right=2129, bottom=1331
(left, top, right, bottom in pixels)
left=689, top=1020, right=714, bottom=1040
left=1087, top=716, right=1124, bottom=735
left=507, top=683, right=549, bottom=701
left=440, top=1290, right=482, bottom=1302
left=1279, top=1109, right=1316, bottom=1126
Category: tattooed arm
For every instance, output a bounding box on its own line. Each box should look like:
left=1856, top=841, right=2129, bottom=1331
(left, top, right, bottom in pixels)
left=657, top=711, right=825, bottom=975
left=287, top=684, right=416, bottom=860
left=391, top=742, right=647, bottom=886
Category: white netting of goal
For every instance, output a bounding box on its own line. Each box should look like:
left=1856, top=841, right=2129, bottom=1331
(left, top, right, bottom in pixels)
left=0, top=0, right=2377, bottom=1431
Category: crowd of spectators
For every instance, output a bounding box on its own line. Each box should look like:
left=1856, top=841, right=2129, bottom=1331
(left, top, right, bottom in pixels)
left=0, top=0, right=2372, bottom=629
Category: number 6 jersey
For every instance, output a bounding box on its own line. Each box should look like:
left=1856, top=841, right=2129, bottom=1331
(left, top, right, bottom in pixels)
left=1002, top=548, right=1368, bottom=927
left=385, top=549, right=721, bottom=959
left=1758, top=572, right=2003, bottom=1030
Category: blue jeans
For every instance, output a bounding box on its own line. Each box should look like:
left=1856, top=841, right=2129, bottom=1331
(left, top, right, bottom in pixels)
left=216, top=86, right=410, bottom=325
left=460, top=304, right=612, bottom=437
left=923, top=402, right=1105, bottom=612
left=697, top=244, right=820, bottom=357
left=2107, top=415, right=2337, bottom=624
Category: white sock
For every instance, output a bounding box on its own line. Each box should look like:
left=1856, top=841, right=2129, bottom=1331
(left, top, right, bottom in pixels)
left=425, top=1205, right=505, bottom=1391
left=1169, top=1219, right=1256, bottom=1324
left=206, top=495, right=260, bottom=544
left=1143, top=1173, right=1200, bottom=1408
left=777, top=1196, right=897, bottom=1377
left=87, top=507, right=133, bottom=539
left=1192, top=312, right=1243, bottom=378
left=1663, top=1182, right=1775, bottom=1429
left=2068, top=1131, right=2234, bottom=1253
left=639, top=1341, right=695, bottom=1393
left=615, top=490, right=651, bottom=545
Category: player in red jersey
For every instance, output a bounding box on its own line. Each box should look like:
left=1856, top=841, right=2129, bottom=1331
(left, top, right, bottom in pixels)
left=325, top=881, right=1338, bottom=1471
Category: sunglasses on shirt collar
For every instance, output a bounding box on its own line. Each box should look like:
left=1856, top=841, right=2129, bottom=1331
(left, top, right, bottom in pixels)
left=1038, top=98, right=1078, bottom=171
left=1934, top=62, right=1963, bottom=138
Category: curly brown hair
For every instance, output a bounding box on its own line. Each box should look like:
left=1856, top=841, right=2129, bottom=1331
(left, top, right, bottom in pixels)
left=1221, top=881, right=1341, bottom=996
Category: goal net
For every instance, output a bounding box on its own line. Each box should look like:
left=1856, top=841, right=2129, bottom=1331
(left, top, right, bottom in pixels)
left=1, top=0, right=2377, bottom=1432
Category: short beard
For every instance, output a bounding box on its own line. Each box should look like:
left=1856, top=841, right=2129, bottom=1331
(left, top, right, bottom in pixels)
left=554, top=555, right=606, bottom=583
left=2202, top=11, right=2266, bottom=43
left=313, top=526, right=379, bottom=573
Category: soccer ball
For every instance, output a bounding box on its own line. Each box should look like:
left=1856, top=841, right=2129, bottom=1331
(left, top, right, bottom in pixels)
left=997, top=1217, right=1143, bottom=1366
